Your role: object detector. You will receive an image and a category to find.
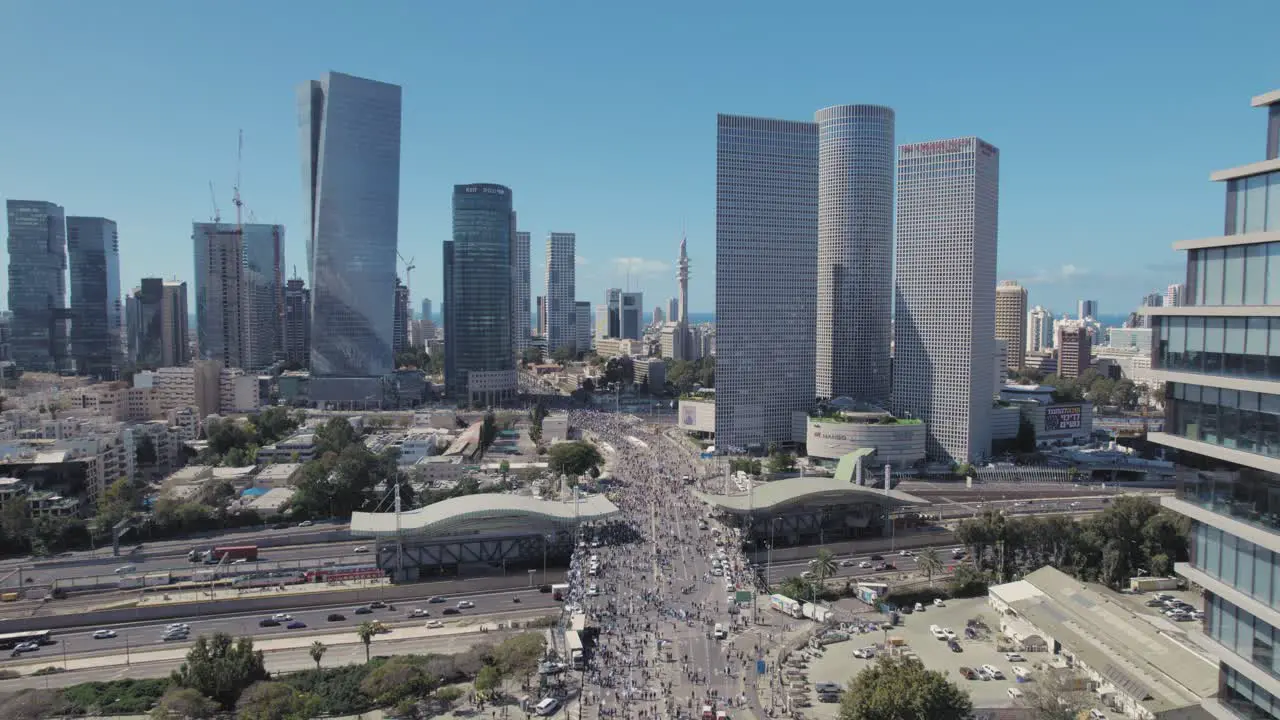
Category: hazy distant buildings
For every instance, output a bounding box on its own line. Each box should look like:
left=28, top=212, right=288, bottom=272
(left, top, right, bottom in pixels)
left=392, top=277, right=410, bottom=356
left=575, top=301, right=592, bottom=354
left=1078, top=299, right=1098, bottom=320
left=6, top=200, right=69, bottom=372
left=715, top=114, right=818, bottom=448
left=192, top=222, right=247, bottom=369
left=1165, top=282, right=1185, bottom=308
left=604, top=289, right=621, bottom=338
left=443, top=184, right=516, bottom=405
left=892, top=137, right=1000, bottom=463
left=652, top=306, right=665, bottom=326
left=666, top=297, right=679, bottom=325
left=66, top=216, right=122, bottom=378
left=545, top=232, right=576, bottom=354
left=299, top=71, right=402, bottom=404
left=815, top=104, right=895, bottom=404
left=995, top=280, right=1028, bottom=370
left=512, top=230, right=530, bottom=357
left=127, top=279, right=188, bottom=370
left=1027, top=305, right=1053, bottom=354
left=283, top=278, right=310, bottom=365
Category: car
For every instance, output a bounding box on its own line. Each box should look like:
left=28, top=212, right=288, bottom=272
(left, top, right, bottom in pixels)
left=1145, top=598, right=1166, bottom=607
left=982, top=664, right=1004, bottom=680
left=1013, top=667, right=1031, bottom=680
left=943, top=628, right=957, bottom=640
left=1007, top=688, right=1024, bottom=699
left=899, top=604, right=913, bottom=615
left=232, top=558, right=248, bottom=565
left=286, top=621, right=307, bottom=630
left=272, top=522, right=289, bottom=529
left=899, top=550, right=913, bottom=557
left=817, top=692, right=840, bottom=703
left=959, top=666, right=977, bottom=680
left=710, top=568, right=723, bottom=577
left=852, top=647, right=875, bottom=659
left=259, top=618, right=280, bottom=627
left=873, top=563, right=889, bottom=571
left=930, top=625, right=947, bottom=640
left=913, top=602, right=925, bottom=612
left=409, top=608, right=429, bottom=618
left=162, top=633, right=189, bottom=642
left=428, top=596, right=446, bottom=603
left=535, top=698, right=561, bottom=716
left=948, top=640, right=962, bottom=653
left=977, top=668, right=993, bottom=681
left=272, top=613, right=293, bottom=622
left=838, top=559, right=855, bottom=567
left=869, top=554, right=883, bottom=561
left=1006, top=653, right=1025, bottom=662
left=354, top=606, right=373, bottom=615
left=859, top=561, right=872, bottom=569
left=1089, top=710, right=1108, bottom=720
left=92, top=629, right=117, bottom=639
left=800, top=570, right=815, bottom=579
left=456, top=600, right=475, bottom=609
left=512, top=596, right=521, bottom=603
left=369, top=600, right=387, bottom=609
left=297, top=520, right=313, bottom=527
left=353, top=546, right=369, bottom=553
left=114, top=565, right=136, bottom=575
left=425, top=620, right=444, bottom=628
left=443, top=607, right=460, bottom=615
left=539, top=584, right=553, bottom=593
left=934, top=598, right=946, bottom=608
left=327, top=613, right=346, bottom=622
left=588, top=584, right=599, bottom=596
left=14, top=642, right=39, bottom=652
left=165, top=623, right=190, bottom=631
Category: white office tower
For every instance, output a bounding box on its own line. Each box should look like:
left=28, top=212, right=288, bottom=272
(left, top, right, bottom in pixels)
left=512, top=230, right=530, bottom=357
left=1165, top=282, right=1185, bottom=308
left=1026, top=305, right=1053, bottom=354
left=891, top=137, right=999, bottom=463
left=545, top=232, right=576, bottom=354
left=815, top=104, right=895, bottom=404
left=715, top=114, right=818, bottom=448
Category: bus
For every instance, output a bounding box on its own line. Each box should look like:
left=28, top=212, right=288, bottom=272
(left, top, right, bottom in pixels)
left=0, top=630, right=52, bottom=649
left=564, top=629, right=584, bottom=670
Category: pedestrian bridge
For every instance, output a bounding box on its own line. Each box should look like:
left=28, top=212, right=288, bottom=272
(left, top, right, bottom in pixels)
left=350, top=493, right=621, bottom=538
left=694, top=476, right=929, bottom=515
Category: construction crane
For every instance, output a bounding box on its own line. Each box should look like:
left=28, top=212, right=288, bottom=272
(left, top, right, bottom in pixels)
left=397, top=251, right=416, bottom=296
left=233, top=129, right=245, bottom=233
left=208, top=181, right=221, bottom=223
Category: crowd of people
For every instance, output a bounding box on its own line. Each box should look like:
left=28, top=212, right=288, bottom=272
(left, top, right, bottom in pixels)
left=564, top=411, right=761, bottom=720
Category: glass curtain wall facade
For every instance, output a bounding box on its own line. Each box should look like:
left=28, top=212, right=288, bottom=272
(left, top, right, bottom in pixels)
left=192, top=223, right=246, bottom=369
left=815, top=104, right=895, bottom=404
left=545, top=233, right=576, bottom=355
left=512, top=230, right=530, bottom=358
left=299, top=71, right=401, bottom=383
left=1151, top=89, right=1280, bottom=720
left=242, top=224, right=284, bottom=371
left=444, top=184, right=516, bottom=405
left=714, top=113, right=818, bottom=449
left=5, top=200, right=67, bottom=372
left=66, top=216, right=122, bottom=379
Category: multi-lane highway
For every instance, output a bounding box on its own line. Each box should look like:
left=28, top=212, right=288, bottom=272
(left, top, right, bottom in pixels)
left=2, top=585, right=559, bottom=661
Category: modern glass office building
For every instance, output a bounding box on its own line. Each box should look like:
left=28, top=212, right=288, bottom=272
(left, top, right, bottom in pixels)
left=891, top=137, right=999, bottom=463
left=545, top=233, right=576, bottom=355
left=299, top=71, right=401, bottom=401
left=5, top=200, right=68, bottom=372
left=1147, top=89, right=1280, bottom=720
left=241, top=224, right=284, bottom=371
left=815, top=104, right=895, bottom=405
left=66, top=216, right=122, bottom=379
left=512, top=230, right=531, bottom=358
left=444, top=184, right=517, bottom=405
left=714, top=113, right=818, bottom=449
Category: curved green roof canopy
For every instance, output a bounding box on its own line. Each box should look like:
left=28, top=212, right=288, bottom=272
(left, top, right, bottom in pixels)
left=351, top=493, right=620, bottom=538
left=695, top=476, right=928, bottom=515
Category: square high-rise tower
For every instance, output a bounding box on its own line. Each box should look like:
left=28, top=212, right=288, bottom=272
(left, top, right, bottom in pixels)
left=512, top=230, right=530, bottom=357
left=995, top=280, right=1028, bottom=370
left=67, top=216, right=122, bottom=379
left=545, top=233, right=576, bottom=355
left=715, top=114, right=818, bottom=448
left=892, top=137, right=999, bottom=463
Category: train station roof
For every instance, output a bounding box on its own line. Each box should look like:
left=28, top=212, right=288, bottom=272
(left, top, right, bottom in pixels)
left=350, top=493, right=621, bottom=538
left=695, top=476, right=928, bottom=515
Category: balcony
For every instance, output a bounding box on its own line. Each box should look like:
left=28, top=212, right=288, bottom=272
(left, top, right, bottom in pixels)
left=1167, top=470, right=1280, bottom=540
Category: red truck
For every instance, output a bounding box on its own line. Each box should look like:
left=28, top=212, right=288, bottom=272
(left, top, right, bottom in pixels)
left=188, top=545, right=260, bottom=563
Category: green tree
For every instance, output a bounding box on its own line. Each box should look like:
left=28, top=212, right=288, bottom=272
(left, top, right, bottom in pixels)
left=171, top=633, right=269, bottom=709
left=522, top=347, right=544, bottom=365
left=493, top=632, right=547, bottom=679
left=479, top=411, right=498, bottom=453
left=314, top=417, right=357, bottom=456
left=810, top=548, right=837, bottom=584
left=917, top=547, right=944, bottom=587
left=234, top=681, right=312, bottom=720
left=1011, top=667, right=1092, bottom=720
left=838, top=656, right=972, bottom=720
left=360, top=656, right=438, bottom=706
left=767, top=451, right=796, bottom=474
left=551, top=345, right=575, bottom=365
left=356, top=621, right=377, bottom=663
left=308, top=641, right=326, bottom=671
left=151, top=687, right=219, bottom=719
left=547, top=441, right=603, bottom=477
left=498, top=460, right=510, bottom=480
left=474, top=664, right=502, bottom=699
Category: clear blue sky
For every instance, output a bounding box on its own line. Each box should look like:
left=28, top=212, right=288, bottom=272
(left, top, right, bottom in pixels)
left=2, top=0, right=1277, bottom=318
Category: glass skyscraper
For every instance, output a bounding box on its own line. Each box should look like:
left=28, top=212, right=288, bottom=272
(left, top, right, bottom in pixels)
left=891, top=137, right=999, bottom=463
left=512, top=230, right=530, bottom=358
left=545, top=233, right=576, bottom=355
left=815, top=104, right=895, bottom=405
left=444, top=184, right=517, bottom=405
left=299, top=71, right=401, bottom=402
left=5, top=200, right=68, bottom=372
left=1148, top=88, right=1280, bottom=720
left=714, top=114, right=818, bottom=449
left=242, top=224, right=284, bottom=371
left=67, top=216, right=122, bottom=379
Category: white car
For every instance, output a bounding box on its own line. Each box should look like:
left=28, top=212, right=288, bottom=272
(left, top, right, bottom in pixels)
left=457, top=600, right=475, bottom=609
left=425, top=620, right=444, bottom=629
left=852, top=647, right=875, bottom=659
left=14, top=641, right=39, bottom=652
left=165, top=623, right=191, bottom=632
left=1007, top=688, right=1024, bottom=699
left=710, top=568, right=723, bottom=577
left=588, top=584, right=599, bottom=596
left=297, top=520, right=314, bottom=527
left=92, top=629, right=117, bottom=639
left=943, top=628, right=957, bottom=640
left=859, top=561, right=872, bottom=569
left=1006, top=652, right=1025, bottom=662
left=353, top=546, right=369, bottom=553
left=899, top=550, right=914, bottom=557
left=800, top=570, right=815, bottom=579
left=982, top=664, right=1004, bottom=679
left=409, top=608, right=429, bottom=618
left=232, top=558, right=248, bottom=564
left=838, top=559, right=855, bottom=567
left=930, top=625, right=947, bottom=640
left=272, top=613, right=292, bottom=622
left=933, top=598, right=945, bottom=607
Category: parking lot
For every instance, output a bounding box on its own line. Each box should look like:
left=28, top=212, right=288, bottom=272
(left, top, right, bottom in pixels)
left=795, top=597, right=1034, bottom=715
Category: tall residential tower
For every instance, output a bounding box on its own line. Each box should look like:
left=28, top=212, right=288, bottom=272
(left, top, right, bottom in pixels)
left=512, top=230, right=530, bottom=357
left=814, top=104, right=895, bottom=404
left=66, top=216, right=122, bottom=378
left=891, top=137, right=999, bottom=463
left=995, top=280, right=1028, bottom=371
left=545, top=232, right=576, bottom=355
left=715, top=113, right=818, bottom=448
left=6, top=200, right=68, bottom=372
left=299, top=71, right=402, bottom=404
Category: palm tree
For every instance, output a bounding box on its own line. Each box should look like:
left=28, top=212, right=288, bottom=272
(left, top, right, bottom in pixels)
left=309, top=640, right=327, bottom=670
left=808, top=548, right=838, bottom=603
left=356, top=621, right=377, bottom=663
left=917, top=547, right=944, bottom=587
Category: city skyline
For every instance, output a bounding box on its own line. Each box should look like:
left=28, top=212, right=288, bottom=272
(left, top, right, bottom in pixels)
left=4, top=4, right=1275, bottom=316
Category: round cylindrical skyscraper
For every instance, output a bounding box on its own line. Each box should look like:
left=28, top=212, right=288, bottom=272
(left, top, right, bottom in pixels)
left=815, top=104, right=895, bottom=405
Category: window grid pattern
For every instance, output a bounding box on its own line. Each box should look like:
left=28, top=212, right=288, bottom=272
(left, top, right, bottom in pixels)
left=892, top=137, right=999, bottom=462
left=512, top=231, right=530, bottom=356
left=1225, top=171, right=1280, bottom=237
left=1155, top=315, right=1280, bottom=380
left=5, top=200, right=67, bottom=371
left=815, top=104, right=894, bottom=404
left=1222, top=664, right=1280, bottom=719
left=1179, top=468, right=1280, bottom=539
left=1194, top=523, right=1280, bottom=610
left=1166, top=381, right=1280, bottom=459
left=66, top=216, right=122, bottom=379
left=715, top=113, right=818, bottom=448
left=995, top=282, right=1028, bottom=370
left=1209, top=593, right=1280, bottom=684
left=1186, top=241, right=1280, bottom=307
left=544, top=233, right=576, bottom=354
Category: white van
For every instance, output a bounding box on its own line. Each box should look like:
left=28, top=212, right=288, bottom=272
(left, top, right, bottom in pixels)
left=535, top=698, right=560, bottom=716
left=114, top=565, right=136, bottom=575
left=714, top=623, right=727, bottom=639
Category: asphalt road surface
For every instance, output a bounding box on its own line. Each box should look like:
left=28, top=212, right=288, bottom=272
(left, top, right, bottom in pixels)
left=1, top=585, right=559, bottom=661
